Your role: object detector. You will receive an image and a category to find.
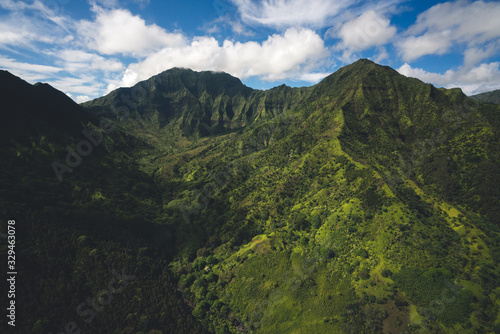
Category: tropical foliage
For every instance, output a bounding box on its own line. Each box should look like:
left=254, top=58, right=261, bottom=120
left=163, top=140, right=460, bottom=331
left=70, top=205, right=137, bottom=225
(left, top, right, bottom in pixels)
left=1, top=60, right=499, bottom=333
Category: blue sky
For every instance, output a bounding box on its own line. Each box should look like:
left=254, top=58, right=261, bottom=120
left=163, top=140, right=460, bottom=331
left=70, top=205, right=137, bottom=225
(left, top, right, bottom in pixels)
left=1, top=0, right=500, bottom=102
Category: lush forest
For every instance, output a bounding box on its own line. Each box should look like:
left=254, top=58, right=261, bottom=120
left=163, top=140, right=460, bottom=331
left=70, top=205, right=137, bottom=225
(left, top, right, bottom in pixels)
left=0, top=59, right=499, bottom=333
left=471, top=89, right=500, bottom=105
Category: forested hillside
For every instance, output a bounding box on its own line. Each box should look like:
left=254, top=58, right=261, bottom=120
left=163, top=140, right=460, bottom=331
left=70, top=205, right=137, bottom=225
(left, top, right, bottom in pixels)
left=1, top=59, right=499, bottom=333
left=471, top=89, right=500, bottom=105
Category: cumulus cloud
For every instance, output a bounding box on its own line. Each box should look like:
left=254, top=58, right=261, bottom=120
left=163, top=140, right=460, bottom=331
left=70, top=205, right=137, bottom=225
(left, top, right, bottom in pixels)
left=75, top=95, right=91, bottom=103
left=463, top=43, right=500, bottom=68
left=0, top=3, right=332, bottom=100
left=230, top=0, right=353, bottom=28
left=398, top=62, right=500, bottom=95
left=398, top=0, right=500, bottom=62
left=119, top=27, right=329, bottom=88
left=338, top=10, right=396, bottom=51
left=297, top=72, right=331, bottom=83
left=66, top=92, right=91, bottom=104
left=77, top=7, right=185, bottom=56
left=398, top=32, right=452, bottom=61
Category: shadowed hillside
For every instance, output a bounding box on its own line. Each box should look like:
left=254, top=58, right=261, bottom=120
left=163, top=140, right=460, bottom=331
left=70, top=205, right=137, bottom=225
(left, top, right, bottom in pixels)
left=1, top=59, right=499, bottom=333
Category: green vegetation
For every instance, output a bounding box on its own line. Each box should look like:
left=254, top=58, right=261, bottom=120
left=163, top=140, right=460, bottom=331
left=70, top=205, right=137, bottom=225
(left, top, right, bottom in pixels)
left=392, top=267, right=474, bottom=325
left=1, top=60, right=500, bottom=333
left=471, top=89, right=500, bottom=105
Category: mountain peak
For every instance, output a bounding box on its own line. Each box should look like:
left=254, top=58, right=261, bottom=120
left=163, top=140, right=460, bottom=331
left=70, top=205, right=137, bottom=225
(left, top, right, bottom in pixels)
left=139, top=67, right=252, bottom=99
left=343, top=58, right=395, bottom=74
left=316, top=58, right=398, bottom=94
left=352, top=58, right=376, bottom=65
left=0, top=69, right=93, bottom=141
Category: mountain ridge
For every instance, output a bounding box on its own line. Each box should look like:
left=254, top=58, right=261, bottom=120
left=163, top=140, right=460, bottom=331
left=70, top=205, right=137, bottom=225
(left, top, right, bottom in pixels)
left=83, top=64, right=313, bottom=139
left=1, top=59, right=499, bottom=333
left=79, top=59, right=500, bottom=224
left=471, top=88, right=500, bottom=104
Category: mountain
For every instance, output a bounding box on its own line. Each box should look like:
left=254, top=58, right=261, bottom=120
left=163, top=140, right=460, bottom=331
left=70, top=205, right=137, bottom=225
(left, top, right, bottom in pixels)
left=0, top=70, right=98, bottom=205
left=83, top=67, right=310, bottom=140
left=0, top=70, right=94, bottom=135
left=471, top=89, right=500, bottom=105
left=0, top=71, right=208, bottom=333
left=1, top=59, right=499, bottom=334
left=320, top=60, right=500, bottom=223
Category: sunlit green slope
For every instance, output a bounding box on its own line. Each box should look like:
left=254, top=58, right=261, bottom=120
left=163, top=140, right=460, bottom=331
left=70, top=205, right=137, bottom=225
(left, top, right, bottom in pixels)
left=1, top=59, right=499, bottom=333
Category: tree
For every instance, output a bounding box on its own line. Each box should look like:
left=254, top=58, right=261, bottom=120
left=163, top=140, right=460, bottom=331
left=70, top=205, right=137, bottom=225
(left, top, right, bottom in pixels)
left=381, top=269, right=392, bottom=278
left=359, top=268, right=370, bottom=280
left=312, top=214, right=321, bottom=229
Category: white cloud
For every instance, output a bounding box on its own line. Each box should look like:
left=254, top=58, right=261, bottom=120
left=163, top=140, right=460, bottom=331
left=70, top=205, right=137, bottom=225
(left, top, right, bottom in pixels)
left=463, top=43, right=500, bottom=68
left=2, top=1, right=334, bottom=99
left=230, top=0, right=404, bottom=30
left=0, top=0, right=72, bottom=49
left=0, top=55, right=116, bottom=101
left=398, top=31, right=452, bottom=61
left=77, top=7, right=185, bottom=56
left=0, top=55, right=62, bottom=77
left=398, top=62, right=500, bottom=95
left=230, top=20, right=253, bottom=36
left=202, top=15, right=255, bottom=37
left=76, top=95, right=91, bottom=103
left=0, top=61, right=60, bottom=76
left=92, top=0, right=119, bottom=8
left=399, top=0, right=500, bottom=62
left=230, top=0, right=353, bottom=28
left=297, top=72, right=331, bottom=83
left=46, top=75, right=106, bottom=97
left=373, top=47, right=389, bottom=63
left=30, top=0, right=71, bottom=31
left=118, top=27, right=328, bottom=88
left=53, top=49, right=124, bottom=73
left=91, top=0, right=150, bottom=8
left=0, top=22, right=32, bottom=46
left=338, top=10, right=396, bottom=51
left=0, top=0, right=71, bottom=31
left=0, top=0, right=31, bottom=11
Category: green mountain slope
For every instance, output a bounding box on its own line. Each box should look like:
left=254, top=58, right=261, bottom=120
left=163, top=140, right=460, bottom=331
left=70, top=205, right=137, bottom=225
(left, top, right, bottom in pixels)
left=324, top=60, right=500, bottom=223
left=144, top=60, right=500, bottom=333
left=471, top=89, right=500, bottom=105
left=83, top=67, right=311, bottom=142
left=1, top=59, right=499, bottom=334
left=0, top=72, right=208, bottom=333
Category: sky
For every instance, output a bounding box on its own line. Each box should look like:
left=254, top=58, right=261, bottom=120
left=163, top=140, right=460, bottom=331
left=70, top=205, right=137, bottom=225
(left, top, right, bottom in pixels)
left=1, top=0, right=500, bottom=103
